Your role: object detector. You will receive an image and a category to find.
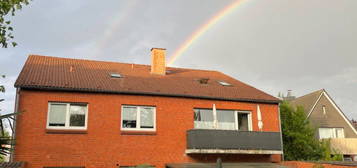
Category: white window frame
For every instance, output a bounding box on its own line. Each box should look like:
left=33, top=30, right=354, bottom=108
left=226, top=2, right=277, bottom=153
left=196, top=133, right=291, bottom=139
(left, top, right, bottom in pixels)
left=194, top=108, right=252, bottom=131
left=121, top=105, right=156, bottom=131
left=235, top=111, right=253, bottom=131
left=46, top=102, right=88, bottom=130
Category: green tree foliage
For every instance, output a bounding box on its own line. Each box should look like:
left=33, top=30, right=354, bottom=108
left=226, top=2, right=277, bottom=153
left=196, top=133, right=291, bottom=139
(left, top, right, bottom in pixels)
left=0, top=0, right=30, bottom=48
left=280, top=101, right=330, bottom=161
left=0, top=75, right=17, bottom=161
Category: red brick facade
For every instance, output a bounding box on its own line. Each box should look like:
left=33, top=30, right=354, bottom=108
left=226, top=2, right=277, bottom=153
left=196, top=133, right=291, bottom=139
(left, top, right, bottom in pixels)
left=14, top=90, right=281, bottom=168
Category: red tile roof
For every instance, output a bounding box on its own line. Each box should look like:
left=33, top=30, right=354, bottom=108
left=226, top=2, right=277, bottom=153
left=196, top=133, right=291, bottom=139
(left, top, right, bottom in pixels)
left=15, top=55, right=279, bottom=103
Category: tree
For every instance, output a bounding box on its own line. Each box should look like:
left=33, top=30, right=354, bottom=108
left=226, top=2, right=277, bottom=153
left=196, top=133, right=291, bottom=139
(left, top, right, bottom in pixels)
left=280, top=101, right=330, bottom=161
left=0, top=0, right=30, bottom=48
left=0, top=75, right=17, bottom=161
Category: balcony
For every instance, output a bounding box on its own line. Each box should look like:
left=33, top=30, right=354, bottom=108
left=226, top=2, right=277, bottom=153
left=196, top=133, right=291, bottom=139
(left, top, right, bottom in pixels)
left=186, top=129, right=283, bottom=154
left=329, top=138, right=357, bottom=155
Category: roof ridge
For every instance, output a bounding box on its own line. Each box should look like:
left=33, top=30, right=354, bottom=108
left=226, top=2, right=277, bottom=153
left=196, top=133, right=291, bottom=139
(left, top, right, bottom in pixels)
left=28, top=54, right=218, bottom=73
left=295, top=89, right=324, bottom=100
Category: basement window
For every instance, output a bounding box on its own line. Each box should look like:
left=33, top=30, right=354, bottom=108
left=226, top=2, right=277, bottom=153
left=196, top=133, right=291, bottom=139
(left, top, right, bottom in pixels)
left=121, top=105, right=156, bottom=131
left=217, top=81, right=232, bottom=86
left=47, top=102, right=88, bottom=130
left=110, top=73, right=122, bottom=78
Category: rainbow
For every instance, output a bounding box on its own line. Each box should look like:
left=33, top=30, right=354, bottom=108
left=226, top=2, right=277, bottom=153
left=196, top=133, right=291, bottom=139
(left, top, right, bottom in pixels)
left=91, top=1, right=138, bottom=58
left=167, top=0, right=246, bottom=66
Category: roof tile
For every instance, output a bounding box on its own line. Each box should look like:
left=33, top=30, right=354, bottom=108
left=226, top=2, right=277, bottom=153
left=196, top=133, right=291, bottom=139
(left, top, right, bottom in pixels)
left=15, top=55, right=279, bottom=103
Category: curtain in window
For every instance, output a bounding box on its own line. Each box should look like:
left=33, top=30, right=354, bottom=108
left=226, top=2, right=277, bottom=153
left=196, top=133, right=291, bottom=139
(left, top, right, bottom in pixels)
left=319, top=128, right=335, bottom=139
left=48, top=104, right=66, bottom=126
left=217, top=110, right=235, bottom=130
left=194, top=109, right=214, bottom=129
left=122, top=107, right=137, bottom=128
left=336, top=128, right=344, bottom=138
left=140, top=107, right=154, bottom=128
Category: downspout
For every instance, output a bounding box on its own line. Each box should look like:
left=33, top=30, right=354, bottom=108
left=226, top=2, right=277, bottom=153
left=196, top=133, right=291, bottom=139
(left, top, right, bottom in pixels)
left=10, top=88, right=20, bottom=162
left=278, top=103, right=284, bottom=161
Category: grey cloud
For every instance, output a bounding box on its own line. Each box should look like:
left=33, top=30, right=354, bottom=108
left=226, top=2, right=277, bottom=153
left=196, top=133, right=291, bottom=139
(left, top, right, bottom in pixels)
left=0, top=0, right=356, bottom=119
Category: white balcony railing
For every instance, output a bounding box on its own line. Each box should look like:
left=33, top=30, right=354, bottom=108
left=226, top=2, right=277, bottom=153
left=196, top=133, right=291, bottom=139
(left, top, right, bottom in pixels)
left=329, top=138, right=357, bottom=155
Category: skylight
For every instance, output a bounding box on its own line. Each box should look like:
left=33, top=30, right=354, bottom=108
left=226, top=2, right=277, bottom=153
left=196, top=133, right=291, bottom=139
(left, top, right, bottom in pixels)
left=218, top=81, right=232, bottom=86
left=110, top=73, right=122, bottom=78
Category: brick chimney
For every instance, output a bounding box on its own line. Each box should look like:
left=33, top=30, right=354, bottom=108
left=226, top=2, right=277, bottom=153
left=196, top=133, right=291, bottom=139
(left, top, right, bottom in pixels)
left=151, top=48, right=166, bottom=75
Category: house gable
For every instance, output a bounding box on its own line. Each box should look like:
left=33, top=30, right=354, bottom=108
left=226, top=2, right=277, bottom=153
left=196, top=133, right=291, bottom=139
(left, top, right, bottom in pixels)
left=307, top=90, right=357, bottom=138
left=290, top=89, right=323, bottom=116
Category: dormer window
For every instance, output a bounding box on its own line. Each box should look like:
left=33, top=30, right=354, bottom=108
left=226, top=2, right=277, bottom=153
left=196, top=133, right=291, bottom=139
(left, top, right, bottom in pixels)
left=199, top=78, right=209, bottom=84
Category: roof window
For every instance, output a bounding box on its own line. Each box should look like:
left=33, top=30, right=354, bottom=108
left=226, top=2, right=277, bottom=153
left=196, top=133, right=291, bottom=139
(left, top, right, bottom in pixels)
left=110, top=73, right=123, bottom=78
left=199, top=78, right=209, bottom=84
left=218, top=81, right=232, bottom=86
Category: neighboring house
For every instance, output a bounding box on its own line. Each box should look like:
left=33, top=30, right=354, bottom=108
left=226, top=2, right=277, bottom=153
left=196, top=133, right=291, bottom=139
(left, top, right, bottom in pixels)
left=12, top=48, right=283, bottom=168
left=289, top=89, right=357, bottom=161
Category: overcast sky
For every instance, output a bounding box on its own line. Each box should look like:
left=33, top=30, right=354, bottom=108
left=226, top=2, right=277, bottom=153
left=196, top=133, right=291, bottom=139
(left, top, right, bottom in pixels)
left=0, top=0, right=356, bottom=119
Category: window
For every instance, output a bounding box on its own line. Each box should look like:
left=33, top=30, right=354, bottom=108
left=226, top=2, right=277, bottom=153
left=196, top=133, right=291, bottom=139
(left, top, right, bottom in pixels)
left=194, top=108, right=252, bottom=131
left=322, top=105, right=326, bottom=115
left=47, top=102, right=88, bottom=130
left=217, top=110, right=235, bottom=130
left=121, top=105, right=156, bottom=131
left=110, top=73, right=122, bottom=78
left=343, top=155, right=353, bottom=161
left=238, top=113, right=249, bottom=131
left=319, top=128, right=344, bottom=139
left=217, top=81, right=232, bottom=86
left=194, top=109, right=214, bottom=129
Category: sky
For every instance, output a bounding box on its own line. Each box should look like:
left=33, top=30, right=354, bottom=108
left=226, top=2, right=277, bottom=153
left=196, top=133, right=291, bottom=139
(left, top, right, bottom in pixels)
left=0, top=0, right=356, bottom=120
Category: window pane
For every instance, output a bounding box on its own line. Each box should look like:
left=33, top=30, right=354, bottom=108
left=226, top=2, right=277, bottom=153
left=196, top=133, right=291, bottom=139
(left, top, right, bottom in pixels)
left=140, top=107, right=154, bottom=128
left=336, top=128, right=344, bottom=138
left=319, top=128, right=334, bottom=139
left=238, top=113, right=249, bottom=131
left=217, top=110, right=235, bottom=130
left=194, top=109, right=213, bottom=121
left=48, top=104, right=66, bottom=127
left=122, top=106, right=137, bottom=128
left=69, top=105, right=86, bottom=127
left=194, top=109, right=214, bottom=129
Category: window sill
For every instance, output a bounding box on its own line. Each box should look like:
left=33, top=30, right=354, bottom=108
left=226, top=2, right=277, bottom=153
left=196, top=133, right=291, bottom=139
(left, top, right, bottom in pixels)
left=121, top=130, right=156, bottom=135
left=46, top=129, right=87, bottom=134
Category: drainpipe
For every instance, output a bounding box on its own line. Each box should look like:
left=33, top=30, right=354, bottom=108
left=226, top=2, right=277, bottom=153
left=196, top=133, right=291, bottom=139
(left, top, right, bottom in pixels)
left=278, top=103, right=284, bottom=161
left=10, top=88, right=20, bottom=162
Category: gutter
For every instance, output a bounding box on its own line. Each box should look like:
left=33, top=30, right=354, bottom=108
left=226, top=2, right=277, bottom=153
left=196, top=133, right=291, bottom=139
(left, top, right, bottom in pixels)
left=10, top=88, right=20, bottom=162
left=278, top=103, right=284, bottom=161
left=17, top=86, right=280, bottom=105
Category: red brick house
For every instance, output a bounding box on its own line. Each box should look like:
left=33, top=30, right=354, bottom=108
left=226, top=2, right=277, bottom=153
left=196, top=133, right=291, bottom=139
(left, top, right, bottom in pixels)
left=12, top=48, right=283, bottom=168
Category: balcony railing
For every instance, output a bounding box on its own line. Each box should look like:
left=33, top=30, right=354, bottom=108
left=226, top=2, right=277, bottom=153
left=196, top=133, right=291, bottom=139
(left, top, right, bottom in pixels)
left=186, top=129, right=282, bottom=154
left=329, top=138, right=357, bottom=155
